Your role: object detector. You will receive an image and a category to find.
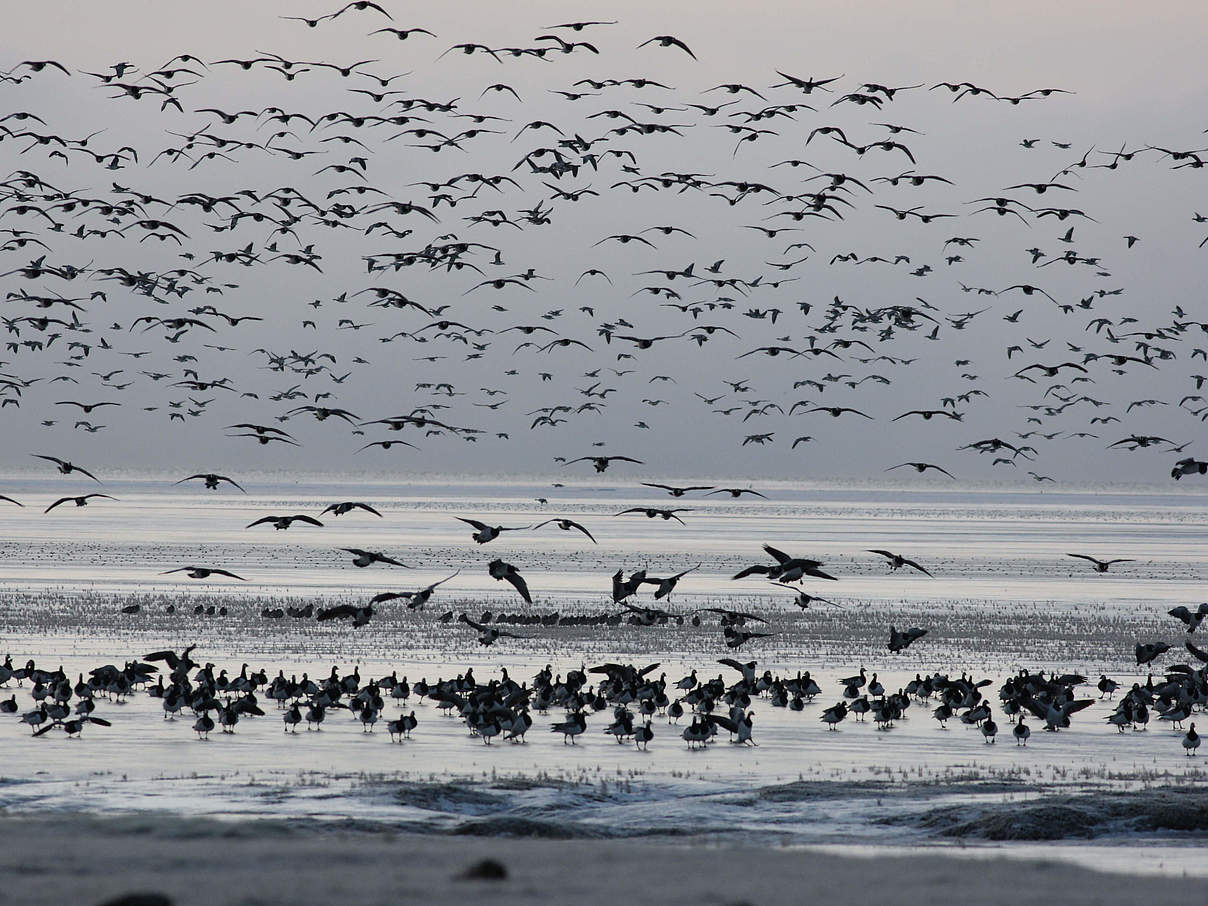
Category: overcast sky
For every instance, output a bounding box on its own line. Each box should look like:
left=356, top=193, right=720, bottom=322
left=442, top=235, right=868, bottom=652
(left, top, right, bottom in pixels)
left=1, top=2, right=1206, bottom=483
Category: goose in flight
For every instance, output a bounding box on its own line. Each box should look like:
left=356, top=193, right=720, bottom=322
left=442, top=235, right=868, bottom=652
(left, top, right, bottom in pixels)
left=320, top=501, right=382, bottom=517
left=640, top=482, right=714, bottom=497
left=246, top=514, right=324, bottom=530
left=1169, top=603, right=1208, bottom=632
left=867, top=549, right=933, bottom=576
left=162, top=566, right=246, bottom=581
left=637, top=35, right=697, bottom=59
left=340, top=548, right=411, bottom=568
left=456, top=516, right=531, bottom=543
left=734, top=544, right=836, bottom=581
left=887, top=625, right=929, bottom=652
left=316, top=603, right=375, bottom=627
left=723, top=626, right=774, bottom=649
left=615, top=506, right=692, bottom=524
left=32, top=454, right=101, bottom=482
left=44, top=493, right=116, bottom=513
left=706, top=488, right=767, bottom=498
left=459, top=612, right=525, bottom=646
left=1067, top=553, right=1132, bottom=573
left=563, top=454, right=643, bottom=472
left=642, top=563, right=701, bottom=599
left=488, top=559, right=531, bottom=602
left=175, top=473, right=246, bottom=492
left=532, top=517, right=596, bottom=543
left=886, top=462, right=955, bottom=479
left=772, top=582, right=838, bottom=608
left=370, top=571, right=458, bottom=609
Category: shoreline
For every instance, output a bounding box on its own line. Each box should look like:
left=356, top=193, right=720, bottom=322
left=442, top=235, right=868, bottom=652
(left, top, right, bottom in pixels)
left=3, top=812, right=1204, bottom=906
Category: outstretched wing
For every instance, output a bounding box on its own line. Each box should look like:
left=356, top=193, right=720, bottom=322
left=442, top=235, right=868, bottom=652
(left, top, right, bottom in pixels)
left=317, top=604, right=357, bottom=621
left=458, top=612, right=486, bottom=631
left=505, top=570, right=532, bottom=603
left=762, top=544, right=791, bottom=565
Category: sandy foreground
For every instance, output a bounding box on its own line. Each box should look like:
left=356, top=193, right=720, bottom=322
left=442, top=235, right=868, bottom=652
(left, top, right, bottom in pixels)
left=2, top=814, right=1204, bottom=906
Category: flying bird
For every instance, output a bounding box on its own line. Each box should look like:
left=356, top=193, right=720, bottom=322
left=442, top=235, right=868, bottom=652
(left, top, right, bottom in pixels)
left=44, top=493, right=116, bottom=513
left=867, top=549, right=933, bottom=577
left=1066, top=553, right=1133, bottom=573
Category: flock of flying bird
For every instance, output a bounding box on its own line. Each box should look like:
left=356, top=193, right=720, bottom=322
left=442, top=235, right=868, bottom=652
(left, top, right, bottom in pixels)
left=2, top=10, right=1207, bottom=759
left=0, top=10, right=1205, bottom=484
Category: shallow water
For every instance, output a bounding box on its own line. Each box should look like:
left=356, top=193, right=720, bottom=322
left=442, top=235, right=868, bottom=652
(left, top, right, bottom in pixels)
left=1, top=476, right=1206, bottom=876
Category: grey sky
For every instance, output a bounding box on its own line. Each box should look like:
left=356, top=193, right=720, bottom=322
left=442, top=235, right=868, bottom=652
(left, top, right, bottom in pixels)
left=1, top=2, right=1206, bottom=483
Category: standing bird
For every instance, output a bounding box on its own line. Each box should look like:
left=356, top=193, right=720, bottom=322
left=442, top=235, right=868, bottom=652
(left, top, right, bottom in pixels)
left=1014, top=717, right=1031, bottom=746
left=1184, top=723, right=1201, bottom=756
left=981, top=708, right=998, bottom=744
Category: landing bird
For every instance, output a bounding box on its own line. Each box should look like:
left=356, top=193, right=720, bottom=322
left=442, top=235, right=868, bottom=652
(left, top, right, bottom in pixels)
left=370, top=572, right=459, bottom=609
left=887, top=625, right=928, bottom=652
left=886, top=462, right=955, bottom=479
left=488, top=559, right=531, bottom=602
left=640, top=482, right=714, bottom=497
left=247, top=514, right=324, bottom=530
left=316, top=603, right=374, bottom=627
left=32, top=454, right=101, bottom=482
left=340, top=548, right=411, bottom=568
left=867, top=549, right=933, bottom=577
left=162, top=566, right=246, bottom=581
left=1168, top=603, right=1208, bottom=632
left=642, top=563, right=701, bottom=599
left=44, top=493, right=116, bottom=513
left=459, top=613, right=525, bottom=646
left=733, top=544, right=835, bottom=581
left=1067, top=553, right=1133, bottom=573
left=457, top=516, right=531, bottom=543
left=771, top=582, right=838, bottom=609
left=175, top=473, right=245, bottom=492
left=1135, top=641, right=1171, bottom=665
left=532, top=517, right=596, bottom=543
left=321, top=501, right=382, bottom=517
left=615, top=507, right=692, bottom=524
left=563, top=454, right=643, bottom=473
